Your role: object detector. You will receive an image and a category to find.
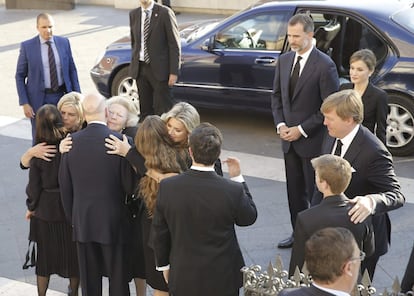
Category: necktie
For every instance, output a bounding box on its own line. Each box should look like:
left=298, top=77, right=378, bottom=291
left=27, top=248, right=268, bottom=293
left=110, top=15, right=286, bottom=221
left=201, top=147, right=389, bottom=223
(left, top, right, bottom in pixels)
left=143, top=10, right=151, bottom=64
left=334, top=139, right=343, bottom=156
left=46, top=41, right=59, bottom=91
left=289, top=56, right=302, bottom=98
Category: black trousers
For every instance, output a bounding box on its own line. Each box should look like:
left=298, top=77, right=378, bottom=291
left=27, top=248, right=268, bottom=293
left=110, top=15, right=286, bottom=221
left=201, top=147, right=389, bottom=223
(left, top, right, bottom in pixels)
left=402, top=243, right=414, bottom=292
left=284, top=145, right=315, bottom=230
left=77, top=242, right=130, bottom=296
left=137, top=62, right=173, bottom=122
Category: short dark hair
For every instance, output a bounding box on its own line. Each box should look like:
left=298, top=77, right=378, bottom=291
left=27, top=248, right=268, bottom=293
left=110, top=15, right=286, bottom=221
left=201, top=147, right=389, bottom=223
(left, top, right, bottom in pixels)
left=189, top=122, right=222, bottom=165
left=305, top=227, right=356, bottom=284
left=35, top=104, right=65, bottom=145
left=288, top=14, right=314, bottom=33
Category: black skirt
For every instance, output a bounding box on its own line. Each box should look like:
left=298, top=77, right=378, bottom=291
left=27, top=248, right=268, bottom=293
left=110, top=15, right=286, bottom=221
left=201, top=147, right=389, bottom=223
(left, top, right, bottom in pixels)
left=29, top=217, right=79, bottom=278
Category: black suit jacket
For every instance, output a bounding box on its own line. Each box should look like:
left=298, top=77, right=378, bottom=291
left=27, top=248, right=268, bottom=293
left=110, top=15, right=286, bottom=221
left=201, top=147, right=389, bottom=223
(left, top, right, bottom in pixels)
left=279, top=285, right=338, bottom=296
left=340, top=82, right=388, bottom=144
left=152, top=169, right=257, bottom=296
left=312, top=126, right=405, bottom=256
left=26, top=150, right=66, bottom=222
left=271, top=47, right=339, bottom=157
left=59, top=123, right=137, bottom=244
left=289, top=194, right=374, bottom=275
left=129, top=3, right=180, bottom=81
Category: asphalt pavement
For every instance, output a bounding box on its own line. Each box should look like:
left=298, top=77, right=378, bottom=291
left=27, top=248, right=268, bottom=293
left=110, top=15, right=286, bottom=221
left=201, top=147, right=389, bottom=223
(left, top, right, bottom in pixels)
left=1, top=4, right=414, bottom=295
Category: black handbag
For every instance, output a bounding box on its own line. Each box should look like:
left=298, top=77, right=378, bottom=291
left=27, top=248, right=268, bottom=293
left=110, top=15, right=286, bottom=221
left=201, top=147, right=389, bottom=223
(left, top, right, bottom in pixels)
left=22, top=241, right=36, bottom=269
left=125, top=193, right=144, bottom=219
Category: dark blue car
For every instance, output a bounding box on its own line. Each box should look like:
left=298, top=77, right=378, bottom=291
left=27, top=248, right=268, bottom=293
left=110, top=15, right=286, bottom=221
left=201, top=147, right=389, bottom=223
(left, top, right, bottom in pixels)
left=90, top=0, right=414, bottom=156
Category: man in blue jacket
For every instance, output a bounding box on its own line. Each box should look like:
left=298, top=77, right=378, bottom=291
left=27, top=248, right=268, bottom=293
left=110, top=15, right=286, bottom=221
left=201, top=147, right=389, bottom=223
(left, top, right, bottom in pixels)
left=15, top=13, right=80, bottom=141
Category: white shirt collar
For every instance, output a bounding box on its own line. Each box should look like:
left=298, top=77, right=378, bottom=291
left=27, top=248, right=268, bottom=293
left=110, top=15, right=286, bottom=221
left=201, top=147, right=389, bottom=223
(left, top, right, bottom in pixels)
left=88, top=120, right=107, bottom=126
left=294, top=45, right=313, bottom=64
left=39, top=36, right=54, bottom=44
left=190, top=165, right=215, bottom=172
left=335, top=124, right=360, bottom=156
left=312, top=283, right=350, bottom=296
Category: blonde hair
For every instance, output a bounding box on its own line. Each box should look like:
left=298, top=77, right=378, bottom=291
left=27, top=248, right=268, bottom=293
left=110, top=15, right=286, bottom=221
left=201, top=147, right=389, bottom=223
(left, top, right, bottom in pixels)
left=106, top=95, right=139, bottom=127
left=161, top=102, right=200, bottom=134
left=321, top=89, right=364, bottom=124
left=57, top=91, right=85, bottom=132
left=311, top=154, right=352, bottom=194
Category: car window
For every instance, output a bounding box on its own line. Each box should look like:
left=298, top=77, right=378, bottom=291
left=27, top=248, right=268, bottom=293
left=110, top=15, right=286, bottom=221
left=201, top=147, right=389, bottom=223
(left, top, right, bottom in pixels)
left=214, top=12, right=289, bottom=51
left=302, top=11, right=388, bottom=79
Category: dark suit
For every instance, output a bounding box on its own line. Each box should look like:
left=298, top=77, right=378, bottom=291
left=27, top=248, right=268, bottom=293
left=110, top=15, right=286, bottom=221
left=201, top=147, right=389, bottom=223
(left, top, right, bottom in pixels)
left=279, top=285, right=338, bottom=296
left=401, top=243, right=414, bottom=293
left=59, top=123, right=137, bottom=296
left=340, top=83, right=388, bottom=144
left=312, top=125, right=405, bottom=276
left=16, top=35, right=80, bottom=139
left=129, top=3, right=180, bottom=120
left=271, top=47, right=339, bottom=229
left=289, top=194, right=374, bottom=276
left=152, top=169, right=257, bottom=296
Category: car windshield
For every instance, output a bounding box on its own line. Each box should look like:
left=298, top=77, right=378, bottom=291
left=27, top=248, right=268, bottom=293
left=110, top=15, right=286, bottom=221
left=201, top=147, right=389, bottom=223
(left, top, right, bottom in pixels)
left=391, top=5, right=414, bottom=33
left=181, top=22, right=220, bottom=44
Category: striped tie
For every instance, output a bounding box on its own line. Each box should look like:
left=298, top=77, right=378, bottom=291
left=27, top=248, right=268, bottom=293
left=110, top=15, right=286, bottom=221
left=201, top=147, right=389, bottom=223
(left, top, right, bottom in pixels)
left=143, top=10, right=151, bottom=64
left=46, top=41, right=59, bottom=91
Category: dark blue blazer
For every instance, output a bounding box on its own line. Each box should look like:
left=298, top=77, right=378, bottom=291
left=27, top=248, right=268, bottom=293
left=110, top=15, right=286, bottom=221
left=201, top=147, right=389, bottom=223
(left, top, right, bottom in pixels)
left=289, top=194, right=374, bottom=276
left=152, top=169, right=257, bottom=296
left=279, top=285, right=338, bottom=296
left=59, top=123, right=137, bottom=244
left=16, top=35, right=80, bottom=112
left=271, top=47, right=339, bottom=157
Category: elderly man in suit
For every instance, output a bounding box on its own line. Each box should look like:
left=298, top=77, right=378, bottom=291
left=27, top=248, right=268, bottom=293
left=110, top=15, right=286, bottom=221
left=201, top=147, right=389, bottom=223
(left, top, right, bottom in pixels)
left=271, top=13, right=339, bottom=248
left=129, top=0, right=180, bottom=121
left=280, top=227, right=363, bottom=296
left=59, top=93, right=137, bottom=296
left=16, top=13, right=80, bottom=141
left=152, top=122, right=257, bottom=296
left=312, top=89, right=405, bottom=278
left=289, top=154, right=374, bottom=276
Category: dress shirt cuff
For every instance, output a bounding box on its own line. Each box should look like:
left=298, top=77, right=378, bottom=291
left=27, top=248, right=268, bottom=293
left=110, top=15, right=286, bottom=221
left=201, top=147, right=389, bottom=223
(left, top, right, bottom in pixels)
left=156, top=265, right=170, bottom=271
left=367, top=194, right=377, bottom=215
left=276, top=122, right=286, bottom=134
left=298, top=125, right=308, bottom=138
left=231, top=175, right=245, bottom=183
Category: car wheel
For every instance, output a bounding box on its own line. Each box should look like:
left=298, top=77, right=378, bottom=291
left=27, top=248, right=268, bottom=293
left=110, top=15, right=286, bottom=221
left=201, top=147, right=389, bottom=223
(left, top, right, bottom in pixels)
left=386, top=94, right=414, bottom=156
left=111, top=67, right=140, bottom=114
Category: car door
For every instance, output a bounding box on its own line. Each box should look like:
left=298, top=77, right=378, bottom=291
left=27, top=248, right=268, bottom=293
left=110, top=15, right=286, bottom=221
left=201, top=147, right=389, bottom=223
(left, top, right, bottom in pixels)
left=174, top=9, right=291, bottom=112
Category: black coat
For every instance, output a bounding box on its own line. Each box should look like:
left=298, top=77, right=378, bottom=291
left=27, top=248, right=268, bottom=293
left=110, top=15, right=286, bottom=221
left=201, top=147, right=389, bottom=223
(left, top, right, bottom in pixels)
left=59, top=123, right=137, bottom=244
left=152, top=169, right=257, bottom=296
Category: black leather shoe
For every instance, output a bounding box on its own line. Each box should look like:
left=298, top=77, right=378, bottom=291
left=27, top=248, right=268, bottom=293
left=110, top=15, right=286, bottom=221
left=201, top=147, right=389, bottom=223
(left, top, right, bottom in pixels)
left=278, top=235, right=294, bottom=248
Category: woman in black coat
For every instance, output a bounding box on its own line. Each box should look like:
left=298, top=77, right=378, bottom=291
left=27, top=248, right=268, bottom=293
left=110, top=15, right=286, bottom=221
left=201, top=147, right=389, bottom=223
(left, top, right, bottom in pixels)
left=25, top=104, right=79, bottom=296
left=340, top=49, right=388, bottom=144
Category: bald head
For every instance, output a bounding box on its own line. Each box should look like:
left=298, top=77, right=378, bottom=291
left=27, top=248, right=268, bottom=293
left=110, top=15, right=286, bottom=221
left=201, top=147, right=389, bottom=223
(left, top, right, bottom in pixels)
left=82, top=93, right=106, bottom=122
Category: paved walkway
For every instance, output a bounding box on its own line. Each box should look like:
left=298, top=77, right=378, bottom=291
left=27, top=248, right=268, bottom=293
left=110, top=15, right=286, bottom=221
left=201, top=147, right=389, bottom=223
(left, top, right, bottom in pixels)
left=0, top=4, right=413, bottom=295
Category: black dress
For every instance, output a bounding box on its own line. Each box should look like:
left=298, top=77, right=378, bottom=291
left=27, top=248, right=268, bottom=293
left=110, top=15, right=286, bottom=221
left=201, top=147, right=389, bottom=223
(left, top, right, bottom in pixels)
left=26, top=151, right=79, bottom=278
left=122, top=126, right=146, bottom=280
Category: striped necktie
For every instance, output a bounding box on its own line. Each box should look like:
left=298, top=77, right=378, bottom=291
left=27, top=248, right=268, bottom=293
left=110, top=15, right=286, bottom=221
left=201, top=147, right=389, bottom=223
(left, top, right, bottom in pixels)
left=143, top=10, right=151, bottom=64
left=46, top=41, right=59, bottom=91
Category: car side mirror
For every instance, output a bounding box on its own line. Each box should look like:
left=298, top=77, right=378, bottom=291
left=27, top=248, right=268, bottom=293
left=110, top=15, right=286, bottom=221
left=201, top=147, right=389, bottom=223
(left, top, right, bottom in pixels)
left=201, top=35, right=216, bottom=52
